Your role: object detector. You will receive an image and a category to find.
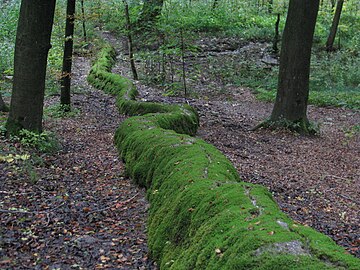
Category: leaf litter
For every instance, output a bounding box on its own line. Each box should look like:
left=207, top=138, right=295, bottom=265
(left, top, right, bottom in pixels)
left=0, top=54, right=156, bottom=269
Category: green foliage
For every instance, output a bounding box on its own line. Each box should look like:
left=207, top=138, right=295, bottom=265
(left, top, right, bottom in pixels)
left=22, top=159, right=40, bottom=184
left=255, top=118, right=320, bottom=136
left=158, top=0, right=285, bottom=40
left=236, top=49, right=360, bottom=109
left=45, top=104, right=80, bottom=118
left=89, top=44, right=360, bottom=269
left=343, top=125, right=360, bottom=144
left=0, top=1, right=19, bottom=73
left=11, top=129, right=59, bottom=153
left=310, top=51, right=360, bottom=92
left=92, top=0, right=360, bottom=110
left=0, top=123, right=7, bottom=137
left=256, top=88, right=360, bottom=110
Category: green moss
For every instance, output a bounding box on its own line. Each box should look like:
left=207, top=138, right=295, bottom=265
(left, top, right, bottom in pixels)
left=89, top=45, right=360, bottom=269
left=253, top=118, right=320, bottom=135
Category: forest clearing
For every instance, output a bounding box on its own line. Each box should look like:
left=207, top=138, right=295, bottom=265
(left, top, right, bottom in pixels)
left=0, top=0, right=359, bottom=269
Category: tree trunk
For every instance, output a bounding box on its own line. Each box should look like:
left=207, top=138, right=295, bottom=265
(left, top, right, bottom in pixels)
left=0, top=93, right=8, bottom=112
left=272, top=13, right=280, bottom=54
left=123, top=0, right=138, bottom=80
left=60, top=0, right=76, bottom=110
left=6, top=0, right=56, bottom=134
left=270, top=0, right=320, bottom=133
left=268, top=0, right=273, bottom=13
left=138, top=0, right=164, bottom=26
left=330, top=0, right=336, bottom=10
left=80, top=0, right=87, bottom=42
left=326, top=0, right=344, bottom=51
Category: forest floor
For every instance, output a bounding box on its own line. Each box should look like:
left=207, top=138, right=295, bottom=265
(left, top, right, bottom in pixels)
left=0, top=32, right=359, bottom=269
left=107, top=32, right=360, bottom=258
left=0, top=55, right=156, bottom=269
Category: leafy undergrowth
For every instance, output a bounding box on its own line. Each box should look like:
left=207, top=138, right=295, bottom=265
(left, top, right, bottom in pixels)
left=130, top=33, right=359, bottom=111
left=256, top=88, right=360, bottom=110
left=88, top=44, right=360, bottom=269
left=0, top=57, right=156, bottom=269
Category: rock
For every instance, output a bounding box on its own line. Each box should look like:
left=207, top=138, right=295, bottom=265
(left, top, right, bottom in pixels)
left=254, top=240, right=310, bottom=256
left=73, top=235, right=99, bottom=249
left=4, top=76, right=13, bottom=81
left=276, top=220, right=289, bottom=230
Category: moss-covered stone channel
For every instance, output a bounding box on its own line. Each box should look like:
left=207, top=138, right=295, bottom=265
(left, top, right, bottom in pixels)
left=88, top=45, right=359, bottom=269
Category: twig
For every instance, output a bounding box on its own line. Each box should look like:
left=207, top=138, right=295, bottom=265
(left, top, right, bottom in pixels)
left=0, top=190, right=35, bottom=195
left=0, top=186, right=57, bottom=196
left=337, top=194, right=359, bottom=204
left=0, top=202, right=65, bottom=215
left=323, top=175, right=354, bottom=182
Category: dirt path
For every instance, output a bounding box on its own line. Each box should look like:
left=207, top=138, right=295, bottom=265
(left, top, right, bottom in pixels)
left=0, top=55, right=156, bottom=269
left=110, top=33, right=360, bottom=258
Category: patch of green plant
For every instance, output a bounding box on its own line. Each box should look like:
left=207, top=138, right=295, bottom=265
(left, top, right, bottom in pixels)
left=0, top=124, right=6, bottom=137
left=22, top=159, right=40, bottom=184
left=10, top=129, right=59, bottom=153
left=44, top=75, right=61, bottom=96
left=227, top=60, right=278, bottom=90
left=0, top=1, right=19, bottom=73
left=45, top=104, right=80, bottom=118
left=255, top=118, right=320, bottom=135
left=343, top=125, right=360, bottom=144
left=255, top=88, right=360, bottom=110
left=255, top=87, right=277, bottom=101
left=310, top=51, right=360, bottom=93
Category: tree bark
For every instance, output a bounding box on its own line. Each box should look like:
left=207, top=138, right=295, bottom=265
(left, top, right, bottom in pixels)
left=123, top=0, right=138, bottom=80
left=270, top=0, right=320, bottom=133
left=326, top=0, right=344, bottom=51
left=80, top=0, right=87, bottom=42
left=6, top=0, right=56, bottom=134
left=272, top=13, right=280, bottom=54
left=268, top=0, right=273, bottom=13
left=60, top=0, right=76, bottom=110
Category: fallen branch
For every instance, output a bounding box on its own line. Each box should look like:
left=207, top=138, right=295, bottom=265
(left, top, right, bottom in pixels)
left=323, top=174, right=353, bottom=182
left=337, top=193, right=359, bottom=204
left=0, top=202, right=66, bottom=214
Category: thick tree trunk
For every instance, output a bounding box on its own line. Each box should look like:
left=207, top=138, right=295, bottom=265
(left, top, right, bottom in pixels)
left=326, top=0, right=344, bottom=51
left=60, top=0, right=76, bottom=110
left=270, top=0, right=320, bottom=133
left=6, top=0, right=56, bottom=134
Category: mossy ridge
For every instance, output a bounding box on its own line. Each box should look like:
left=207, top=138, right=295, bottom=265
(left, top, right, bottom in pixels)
left=88, top=45, right=360, bottom=269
